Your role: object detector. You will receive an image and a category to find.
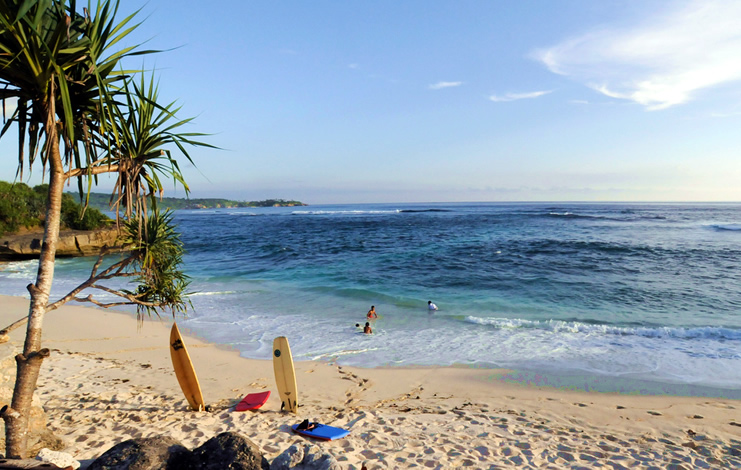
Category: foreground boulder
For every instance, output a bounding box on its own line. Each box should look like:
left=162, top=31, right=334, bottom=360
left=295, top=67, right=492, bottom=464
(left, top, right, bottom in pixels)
left=87, top=432, right=268, bottom=470
left=86, top=435, right=194, bottom=470
left=191, top=432, right=269, bottom=470
left=0, top=458, right=70, bottom=469
left=271, top=444, right=341, bottom=470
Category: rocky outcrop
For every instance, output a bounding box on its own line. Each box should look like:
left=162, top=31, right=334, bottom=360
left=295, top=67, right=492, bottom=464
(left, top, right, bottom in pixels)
left=87, top=432, right=269, bottom=470
left=191, top=432, right=270, bottom=470
left=86, top=435, right=195, bottom=470
left=0, top=227, right=129, bottom=261
left=271, top=444, right=342, bottom=470
left=0, top=458, right=71, bottom=469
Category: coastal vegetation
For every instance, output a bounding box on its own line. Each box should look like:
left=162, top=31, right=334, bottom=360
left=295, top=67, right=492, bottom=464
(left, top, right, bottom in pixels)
left=0, top=0, right=209, bottom=458
left=0, top=182, right=110, bottom=236
left=0, top=179, right=305, bottom=237
left=79, top=192, right=306, bottom=211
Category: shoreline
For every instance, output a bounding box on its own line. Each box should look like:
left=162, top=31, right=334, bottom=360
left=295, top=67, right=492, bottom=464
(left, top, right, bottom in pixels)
left=0, top=294, right=739, bottom=468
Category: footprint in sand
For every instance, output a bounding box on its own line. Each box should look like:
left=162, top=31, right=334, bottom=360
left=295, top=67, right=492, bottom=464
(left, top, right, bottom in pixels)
left=647, top=411, right=663, bottom=416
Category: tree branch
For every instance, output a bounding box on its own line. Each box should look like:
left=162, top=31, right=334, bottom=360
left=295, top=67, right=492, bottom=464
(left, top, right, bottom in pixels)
left=45, top=253, right=139, bottom=312
left=73, top=295, right=135, bottom=309
left=64, top=163, right=120, bottom=179
left=74, top=288, right=159, bottom=308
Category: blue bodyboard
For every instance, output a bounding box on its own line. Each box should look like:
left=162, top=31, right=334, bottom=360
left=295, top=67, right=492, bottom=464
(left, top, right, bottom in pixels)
left=291, top=423, right=350, bottom=440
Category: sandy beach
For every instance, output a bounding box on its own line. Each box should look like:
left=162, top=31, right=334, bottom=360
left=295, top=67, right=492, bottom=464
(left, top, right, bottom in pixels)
left=0, top=295, right=739, bottom=468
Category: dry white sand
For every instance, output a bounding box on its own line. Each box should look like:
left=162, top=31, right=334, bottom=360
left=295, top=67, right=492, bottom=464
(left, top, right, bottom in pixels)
left=0, top=294, right=739, bottom=468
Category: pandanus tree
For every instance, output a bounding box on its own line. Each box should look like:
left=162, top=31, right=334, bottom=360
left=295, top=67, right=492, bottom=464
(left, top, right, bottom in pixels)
left=0, top=0, right=211, bottom=458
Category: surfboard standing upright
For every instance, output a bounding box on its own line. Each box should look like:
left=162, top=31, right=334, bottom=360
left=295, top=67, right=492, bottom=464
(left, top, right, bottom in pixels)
left=272, top=336, right=298, bottom=413
left=170, top=323, right=206, bottom=411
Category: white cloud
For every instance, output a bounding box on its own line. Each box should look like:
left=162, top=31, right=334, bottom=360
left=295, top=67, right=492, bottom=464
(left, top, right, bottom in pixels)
left=488, top=90, right=552, bottom=102
left=428, top=81, right=463, bottom=90
left=534, top=0, right=741, bottom=110
left=348, top=63, right=359, bottom=69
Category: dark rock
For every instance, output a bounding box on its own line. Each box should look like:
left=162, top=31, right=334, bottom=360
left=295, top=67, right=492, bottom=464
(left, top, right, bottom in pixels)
left=0, top=458, right=70, bottom=469
left=191, top=432, right=269, bottom=470
left=86, top=435, right=195, bottom=470
left=271, top=444, right=341, bottom=470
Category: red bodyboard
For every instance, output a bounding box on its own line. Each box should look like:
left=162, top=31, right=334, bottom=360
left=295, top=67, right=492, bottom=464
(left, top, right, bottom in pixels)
left=235, top=391, right=271, bottom=411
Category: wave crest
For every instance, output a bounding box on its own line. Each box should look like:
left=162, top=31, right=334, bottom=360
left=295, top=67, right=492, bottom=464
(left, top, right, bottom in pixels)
left=291, top=210, right=400, bottom=215
left=188, top=291, right=238, bottom=297
left=464, top=316, right=741, bottom=340
left=710, top=224, right=741, bottom=231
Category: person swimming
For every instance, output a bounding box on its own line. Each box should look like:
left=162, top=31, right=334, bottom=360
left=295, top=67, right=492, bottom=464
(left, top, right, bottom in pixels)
left=363, top=322, right=373, bottom=334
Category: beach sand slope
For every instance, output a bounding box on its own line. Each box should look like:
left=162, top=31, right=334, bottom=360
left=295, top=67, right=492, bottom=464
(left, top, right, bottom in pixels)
left=0, top=295, right=739, bottom=468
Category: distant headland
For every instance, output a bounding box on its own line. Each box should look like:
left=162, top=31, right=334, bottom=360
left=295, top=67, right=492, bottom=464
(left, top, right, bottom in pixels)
left=79, top=193, right=307, bottom=211
left=0, top=184, right=306, bottom=259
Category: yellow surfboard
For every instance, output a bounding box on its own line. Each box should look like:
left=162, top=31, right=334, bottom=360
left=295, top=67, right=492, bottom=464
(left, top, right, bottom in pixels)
left=170, top=323, right=205, bottom=411
left=272, top=336, right=298, bottom=413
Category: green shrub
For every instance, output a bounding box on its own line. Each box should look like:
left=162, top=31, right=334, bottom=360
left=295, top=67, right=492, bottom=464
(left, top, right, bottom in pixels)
left=61, top=193, right=111, bottom=230
left=0, top=181, right=111, bottom=235
left=0, top=182, right=44, bottom=235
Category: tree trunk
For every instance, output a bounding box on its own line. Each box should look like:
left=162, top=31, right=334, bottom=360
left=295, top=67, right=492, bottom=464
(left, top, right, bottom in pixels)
left=2, top=107, right=64, bottom=458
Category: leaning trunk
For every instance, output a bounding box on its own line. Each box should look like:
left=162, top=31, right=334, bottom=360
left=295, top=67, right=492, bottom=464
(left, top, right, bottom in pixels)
left=2, top=105, right=64, bottom=458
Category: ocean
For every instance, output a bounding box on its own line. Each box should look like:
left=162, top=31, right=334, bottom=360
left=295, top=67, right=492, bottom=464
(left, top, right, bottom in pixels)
left=1, top=202, right=740, bottom=397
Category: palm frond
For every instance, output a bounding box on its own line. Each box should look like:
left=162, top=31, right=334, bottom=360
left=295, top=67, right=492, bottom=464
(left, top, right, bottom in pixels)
left=103, top=71, right=214, bottom=220
left=121, top=210, right=191, bottom=318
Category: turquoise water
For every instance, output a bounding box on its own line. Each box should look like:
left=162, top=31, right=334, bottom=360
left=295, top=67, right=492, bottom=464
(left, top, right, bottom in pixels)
left=1, top=202, right=740, bottom=393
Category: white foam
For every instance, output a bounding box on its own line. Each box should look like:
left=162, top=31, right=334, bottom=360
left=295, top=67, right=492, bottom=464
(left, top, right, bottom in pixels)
left=710, top=223, right=741, bottom=231
left=464, top=316, right=741, bottom=340
left=291, top=210, right=400, bottom=215
left=307, top=347, right=379, bottom=361
left=187, top=291, right=238, bottom=297
left=0, top=260, right=38, bottom=278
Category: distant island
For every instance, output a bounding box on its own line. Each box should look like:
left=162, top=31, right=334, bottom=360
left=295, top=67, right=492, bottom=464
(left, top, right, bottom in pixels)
left=75, top=193, right=307, bottom=211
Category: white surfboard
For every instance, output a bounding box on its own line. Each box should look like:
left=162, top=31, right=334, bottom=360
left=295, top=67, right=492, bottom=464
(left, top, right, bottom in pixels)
left=272, top=336, right=298, bottom=413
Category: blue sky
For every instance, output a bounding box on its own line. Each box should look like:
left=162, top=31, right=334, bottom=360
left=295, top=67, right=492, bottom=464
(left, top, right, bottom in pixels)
left=3, top=0, right=741, bottom=204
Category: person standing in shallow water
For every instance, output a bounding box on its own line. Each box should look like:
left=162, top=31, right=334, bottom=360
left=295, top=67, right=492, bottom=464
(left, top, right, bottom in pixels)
left=367, top=305, right=378, bottom=319
left=428, top=300, right=438, bottom=311
left=364, top=322, right=373, bottom=334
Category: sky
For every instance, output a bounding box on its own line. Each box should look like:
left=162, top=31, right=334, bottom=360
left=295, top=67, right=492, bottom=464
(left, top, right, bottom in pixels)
left=3, top=0, right=741, bottom=204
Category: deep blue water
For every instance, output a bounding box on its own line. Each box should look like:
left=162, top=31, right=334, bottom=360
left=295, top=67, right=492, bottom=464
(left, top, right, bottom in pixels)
left=1, top=202, right=740, bottom=392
